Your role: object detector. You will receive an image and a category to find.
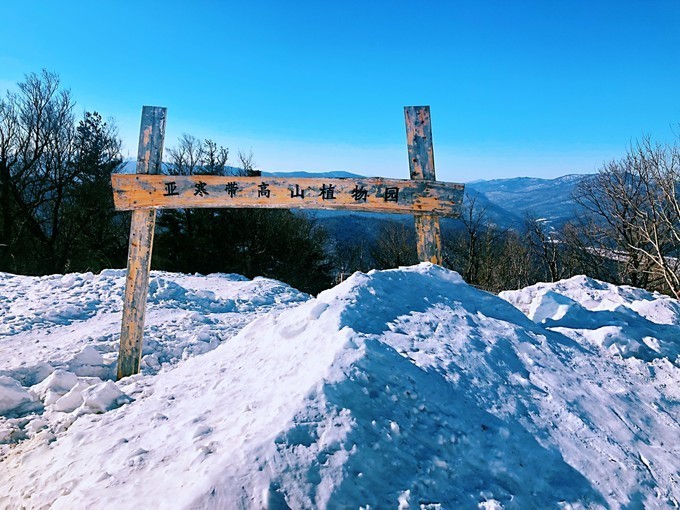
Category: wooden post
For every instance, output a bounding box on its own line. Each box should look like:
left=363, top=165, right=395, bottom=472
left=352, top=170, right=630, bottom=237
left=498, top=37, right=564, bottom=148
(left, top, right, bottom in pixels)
left=117, top=106, right=167, bottom=379
left=405, top=105, right=442, bottom=264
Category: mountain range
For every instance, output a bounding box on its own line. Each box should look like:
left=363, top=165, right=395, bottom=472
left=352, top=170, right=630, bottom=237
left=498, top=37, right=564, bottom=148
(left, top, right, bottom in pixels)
left=261, top=171, right=592, bottom=232
left=464, top=173, right=590, bottom=229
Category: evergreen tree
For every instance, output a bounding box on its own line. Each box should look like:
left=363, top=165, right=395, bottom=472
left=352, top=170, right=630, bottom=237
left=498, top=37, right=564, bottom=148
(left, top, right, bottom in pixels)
left=64, top=112, right=127, bottom=271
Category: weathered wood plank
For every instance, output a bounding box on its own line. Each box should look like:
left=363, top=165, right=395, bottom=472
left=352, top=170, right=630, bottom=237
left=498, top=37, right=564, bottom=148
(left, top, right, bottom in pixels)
left=414, top=214, right=442, bottom=263
left=117, top=209, right=157, bottom=378
left=405, top=106, right=436, bottom=181
left=111, top=174, right=465, bottom=216
left=405, top=106, right=445, bottom=264
left=117, top=106, right=167, bottom=380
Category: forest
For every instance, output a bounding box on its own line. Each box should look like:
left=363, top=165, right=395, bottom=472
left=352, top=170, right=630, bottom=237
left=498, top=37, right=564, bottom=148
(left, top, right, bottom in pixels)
left=2, top=71, right=679, bottom=297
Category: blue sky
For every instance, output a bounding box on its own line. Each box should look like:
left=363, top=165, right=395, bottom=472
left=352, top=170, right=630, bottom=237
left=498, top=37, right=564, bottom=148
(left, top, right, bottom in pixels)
left=2, top=1, right=679, bottom=182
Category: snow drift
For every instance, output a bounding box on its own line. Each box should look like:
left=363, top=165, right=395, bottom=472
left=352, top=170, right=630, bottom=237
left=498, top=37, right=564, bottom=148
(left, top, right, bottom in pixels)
left=0, top=265, right=678, bottom=509
left=500, top=275, right=680, bottom=363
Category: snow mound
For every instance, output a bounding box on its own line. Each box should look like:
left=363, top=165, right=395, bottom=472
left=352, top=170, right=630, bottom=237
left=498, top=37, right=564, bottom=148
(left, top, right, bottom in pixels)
left=500, top=275, right=680, bottom=363
left=0, top=376, right=42, bottom=417
left=31, top=369, right=79, bottom=405
left=80, top=380, right=132, bottom=414
left=1, top=265, right=678, bottom=509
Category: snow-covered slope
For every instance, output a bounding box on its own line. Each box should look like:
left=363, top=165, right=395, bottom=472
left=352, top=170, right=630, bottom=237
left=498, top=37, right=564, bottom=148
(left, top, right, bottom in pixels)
left=0, top=270, right=308, bottom=382
left=0, top=266, right=678, bottom=509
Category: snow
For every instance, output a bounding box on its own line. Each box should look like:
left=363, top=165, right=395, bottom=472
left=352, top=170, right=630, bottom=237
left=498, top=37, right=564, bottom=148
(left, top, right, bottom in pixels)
left=1, top=265, right=678, bottom=508
left=0, top=376, right=41, bottom=417
left=500, top=275, right=680, bottom=362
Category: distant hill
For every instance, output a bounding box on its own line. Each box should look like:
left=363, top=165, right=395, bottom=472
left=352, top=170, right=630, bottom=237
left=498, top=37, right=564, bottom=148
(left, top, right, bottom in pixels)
left=262, top=170, right=364, bottom=179
left=120, top=160, right=363, bottom=180
left=465, top=174, right=591, bottom=229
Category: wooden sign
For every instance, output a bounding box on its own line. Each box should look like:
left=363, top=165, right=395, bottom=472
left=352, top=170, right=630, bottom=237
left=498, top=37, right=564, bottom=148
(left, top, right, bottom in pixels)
left=114, top=105, right=464, bottom=379
left=112, top=175, right=463, bottom=215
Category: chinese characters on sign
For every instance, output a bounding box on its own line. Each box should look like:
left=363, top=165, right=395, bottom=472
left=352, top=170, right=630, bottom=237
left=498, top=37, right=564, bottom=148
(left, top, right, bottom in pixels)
left=194, top=181, right=209, bottom=197
left=258, top=183, right=270, bottom=198
left=160, top=181, right=400, bottom=204
left=224, top=182, right=239, bottom=198
left=290, top=184, right=305, bottom=199
left=384, top=187, right=399, bottom=203
left=319, top=184, right=336, bottom=200
left=351, top=185, right=368, bottom=202
left=163, top=182, right=179, bottom=196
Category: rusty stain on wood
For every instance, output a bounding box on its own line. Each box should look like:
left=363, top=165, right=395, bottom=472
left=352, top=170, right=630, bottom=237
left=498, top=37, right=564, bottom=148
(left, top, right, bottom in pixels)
left=405, top=106, right=449, bottom=265
left=117, top=106, right=167, bottom=380
left=111, top=174, right=464, bottom=216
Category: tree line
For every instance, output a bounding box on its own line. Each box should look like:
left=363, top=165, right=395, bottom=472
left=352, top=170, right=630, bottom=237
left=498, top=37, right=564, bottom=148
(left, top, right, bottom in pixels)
left=2, top=71, right=679, bottom=298
left=153, top=134, right=332, bottom=293
left=0, top=71, right=126, bottom=274
left=329, top=143, right=680, bottom=298
left=0, top=71, right=332, bottom=293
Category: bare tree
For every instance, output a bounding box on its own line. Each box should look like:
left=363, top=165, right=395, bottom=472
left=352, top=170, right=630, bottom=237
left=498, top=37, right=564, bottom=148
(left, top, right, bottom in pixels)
left=492, top=230, right=535, bottom=291
left=559, top=219, right=616, bottom=282
left=573, top=137, right=680, bottom=298
left=524, top=213, right=566, bottom=283
left=166, top=133, right=203, bottom=176
left=0, top=71, right=125, bottom=273
left=166, top=134, right=231, bottom=176
left=370, top=221, right=418, bottom=268
left=0, top=70, right=76, bottom=272
left=202, top=139, right=229, bottom=175
left=332, top=239, right=372, bottom=281
left=624, top=138, right=680, bottom=297
left=237, top=149, right=259, bottom=176
left=573, top=159, right=652, bottom=288
left=459, top=192, right=487, bottom=284
left=446, top=192, right=510, bottom=287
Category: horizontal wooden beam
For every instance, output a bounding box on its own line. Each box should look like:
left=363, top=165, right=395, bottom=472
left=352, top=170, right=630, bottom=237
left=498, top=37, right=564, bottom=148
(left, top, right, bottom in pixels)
left=112, top=174, right=464, bottom=216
